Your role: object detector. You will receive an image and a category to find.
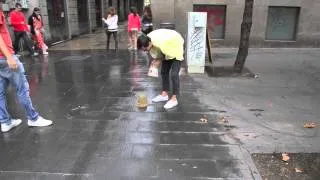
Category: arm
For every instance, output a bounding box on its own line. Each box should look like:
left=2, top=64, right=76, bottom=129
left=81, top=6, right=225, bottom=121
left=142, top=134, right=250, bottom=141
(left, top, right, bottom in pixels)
left=28, top=16, right=35, bottom=35
left=138, top=16, right=141, bottom=31
left=151, top=58, right=161, bottom=68
left=115, top=15, right=118, bottom=25
left=102, top=17, right=107, bottom=24
left=127, top=14, right=132, bottom=29
left=0, top=34, right=17, bottom=70
left=105, top=15, right=113, bottom=26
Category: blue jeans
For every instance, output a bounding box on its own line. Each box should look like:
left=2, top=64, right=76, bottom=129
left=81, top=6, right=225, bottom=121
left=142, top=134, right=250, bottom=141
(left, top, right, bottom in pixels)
left=0, top=55, right=39, bottom=124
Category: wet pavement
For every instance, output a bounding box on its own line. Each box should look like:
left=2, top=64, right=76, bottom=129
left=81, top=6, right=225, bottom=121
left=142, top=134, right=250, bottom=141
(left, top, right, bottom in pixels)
left=0, top=46, right=258, bottom=179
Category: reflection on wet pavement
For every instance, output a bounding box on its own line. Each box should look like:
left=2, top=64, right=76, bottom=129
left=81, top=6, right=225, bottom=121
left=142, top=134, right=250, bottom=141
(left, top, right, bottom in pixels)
left=0, top=49, right=252, bottom=179
left=49, top=29, right=128, bottom=51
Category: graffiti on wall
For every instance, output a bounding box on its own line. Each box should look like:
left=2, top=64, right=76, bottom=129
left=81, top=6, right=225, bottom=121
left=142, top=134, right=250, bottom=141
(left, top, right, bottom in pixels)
left=189, top=16, right=205, bottom=61
left=187, top=12, right=207, bottom=68
left=194, top=5, right=226, bottom=39
left=4, top=0, right=29, bottom=9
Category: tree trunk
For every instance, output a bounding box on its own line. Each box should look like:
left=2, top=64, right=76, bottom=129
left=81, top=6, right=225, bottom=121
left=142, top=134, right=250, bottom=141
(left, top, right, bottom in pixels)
left=233, top=0, right=254, bottom=73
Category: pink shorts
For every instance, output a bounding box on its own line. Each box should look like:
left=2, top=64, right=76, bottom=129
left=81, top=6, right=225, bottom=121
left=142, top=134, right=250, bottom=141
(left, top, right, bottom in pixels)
left=129, top=28, right=138, bottom=32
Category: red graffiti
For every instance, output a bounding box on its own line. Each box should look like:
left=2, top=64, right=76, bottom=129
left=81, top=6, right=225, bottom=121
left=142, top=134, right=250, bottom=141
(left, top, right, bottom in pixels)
left=194, top=5, right=225, bottom=37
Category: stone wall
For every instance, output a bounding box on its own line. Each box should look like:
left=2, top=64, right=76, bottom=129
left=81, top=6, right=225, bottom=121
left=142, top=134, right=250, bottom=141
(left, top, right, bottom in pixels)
left=89, top=0, right=97, bottom=31
left=152, top=0, right=320, bottom=47
left=66, top=0, right=79, bottom=37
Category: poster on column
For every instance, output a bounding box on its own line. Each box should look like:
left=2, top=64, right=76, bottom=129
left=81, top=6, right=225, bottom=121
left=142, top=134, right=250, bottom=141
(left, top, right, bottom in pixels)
left=8, top=0, right=29, bottom=9
left=186, top=12, right=207, bottom=73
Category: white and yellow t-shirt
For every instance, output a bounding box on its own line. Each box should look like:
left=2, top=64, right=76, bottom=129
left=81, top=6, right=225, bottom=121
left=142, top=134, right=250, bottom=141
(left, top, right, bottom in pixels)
left=147, top=29, right=184, bottom=61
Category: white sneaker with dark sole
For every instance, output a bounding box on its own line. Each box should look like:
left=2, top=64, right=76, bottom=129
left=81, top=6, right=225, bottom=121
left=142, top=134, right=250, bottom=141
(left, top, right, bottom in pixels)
left=1, top=119, right=22, bottom=133
left=31, top=52, right=39, bottom=56
left=28, top=116, right=53, bottom=127
left=152, top=95, right=169, bottom=102
left=164, top=100, right=178, bottom=109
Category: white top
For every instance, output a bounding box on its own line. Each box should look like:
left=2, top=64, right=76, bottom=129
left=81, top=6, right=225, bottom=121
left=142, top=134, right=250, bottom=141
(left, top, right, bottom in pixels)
left=103, top=15, right=118, bottom=31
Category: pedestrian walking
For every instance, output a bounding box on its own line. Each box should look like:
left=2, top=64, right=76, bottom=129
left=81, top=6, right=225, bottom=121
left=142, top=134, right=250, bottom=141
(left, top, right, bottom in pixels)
left=137, top=29, right=184, bottom=109
left=127, top=7, right=141, bottom=50
left=0, top=2, right=53, bottom=133
left=141, top=5, right=153, bottom=35
left=28, top=7, right=48, bottom=55
left=9, top=3, right=38, bottom=56
left=102, top=7, right=118, bottom=51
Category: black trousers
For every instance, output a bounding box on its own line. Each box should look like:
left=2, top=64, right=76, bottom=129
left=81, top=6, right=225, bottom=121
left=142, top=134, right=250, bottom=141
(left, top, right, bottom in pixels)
left=106, top=31, right=118, bottom=50
left=161, top=59, right=181, bottom=96
left=13, top=31, right=35, bottom=54
left=142, top=27, right=153, bottom=35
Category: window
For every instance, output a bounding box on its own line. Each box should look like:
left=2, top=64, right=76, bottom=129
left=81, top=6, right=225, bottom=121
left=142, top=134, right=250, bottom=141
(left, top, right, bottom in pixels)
left=266, top=7, right=300, bottom=41
left=193, top=5, right=226, bottom=39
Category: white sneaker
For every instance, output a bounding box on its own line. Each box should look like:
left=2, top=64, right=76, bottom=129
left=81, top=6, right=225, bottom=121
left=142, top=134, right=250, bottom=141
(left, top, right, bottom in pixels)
left=1, top=119, right=22, bottom=133
left=42, top=51, right=49, bottom=55
left=31, top=52, right=39, bottom=56
left=164, top=100, right=178, bottom=109
left=152, top=95, right=169, bottom=102
left=28, top=116, right=53, bottom=127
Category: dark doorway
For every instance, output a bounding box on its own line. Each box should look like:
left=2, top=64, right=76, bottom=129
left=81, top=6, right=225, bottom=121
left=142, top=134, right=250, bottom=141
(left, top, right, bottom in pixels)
left=77, top=0, right=89, bottom=34
left=95, top=0, right=102, bottom=27
left=117, top=0, right=120, bottom=20
left=129, top=0, right=144, bottom=15
left=46, top=0, right=68, bottom=43
left=123, top=0, right=128, bottom=20
left=108, top=0, right=112, bottom=6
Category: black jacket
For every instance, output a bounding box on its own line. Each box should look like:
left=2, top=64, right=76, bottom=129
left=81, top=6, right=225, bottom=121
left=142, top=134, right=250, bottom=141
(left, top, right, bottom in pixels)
left=28, top=13, right=43, bottom=35
left=141, top=15, right=152, bottom=25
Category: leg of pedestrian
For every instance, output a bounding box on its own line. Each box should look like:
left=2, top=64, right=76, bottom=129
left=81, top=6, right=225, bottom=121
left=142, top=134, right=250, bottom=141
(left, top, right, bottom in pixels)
left=21, top=32, right=38, bottom=56
left=164, top=59, right=180, bottom=109
left=0, top=71, right=22, bottom=133
left=9, top=56, right=52, bottom=127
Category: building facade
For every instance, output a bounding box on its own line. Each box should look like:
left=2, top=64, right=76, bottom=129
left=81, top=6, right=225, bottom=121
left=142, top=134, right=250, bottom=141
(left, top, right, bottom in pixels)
left=3, top=0, right=143, bottom=44
left=152, top=0, right=320, bottom=47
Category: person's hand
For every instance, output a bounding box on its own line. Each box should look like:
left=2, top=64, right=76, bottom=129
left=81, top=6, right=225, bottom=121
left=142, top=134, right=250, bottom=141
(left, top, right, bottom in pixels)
left=151, top=59, right=161, bottom=68
left=7, top=56, right=18, bottom=71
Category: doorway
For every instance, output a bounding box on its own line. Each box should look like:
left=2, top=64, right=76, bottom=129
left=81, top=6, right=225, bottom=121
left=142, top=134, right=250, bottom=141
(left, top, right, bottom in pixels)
left=46, top=0, right=68, bottom=43
left=95, top=0, right=102, bottom=27
left=77, top=0, right=90, bottom=34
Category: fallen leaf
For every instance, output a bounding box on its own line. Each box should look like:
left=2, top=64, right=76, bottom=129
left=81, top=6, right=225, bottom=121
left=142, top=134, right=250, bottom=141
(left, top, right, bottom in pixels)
left=295, top=168, right=303, bottom=173
left=267, top=101, right=273, bottom=108
left=282, top=153, right=290, bottom=162
left=304, top=122, right=317, bottom=128
left=200, top=118, right=208, bottom=123
left=217, top=116, right=229, bottom=124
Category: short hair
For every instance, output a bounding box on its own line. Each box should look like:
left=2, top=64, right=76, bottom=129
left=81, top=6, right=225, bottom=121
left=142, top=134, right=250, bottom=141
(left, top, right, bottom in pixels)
left=15, top=3, right=22, bottom=8
left=137, top=34, right=151, bottom=49
left=33, top=7, right=40, bottom=12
